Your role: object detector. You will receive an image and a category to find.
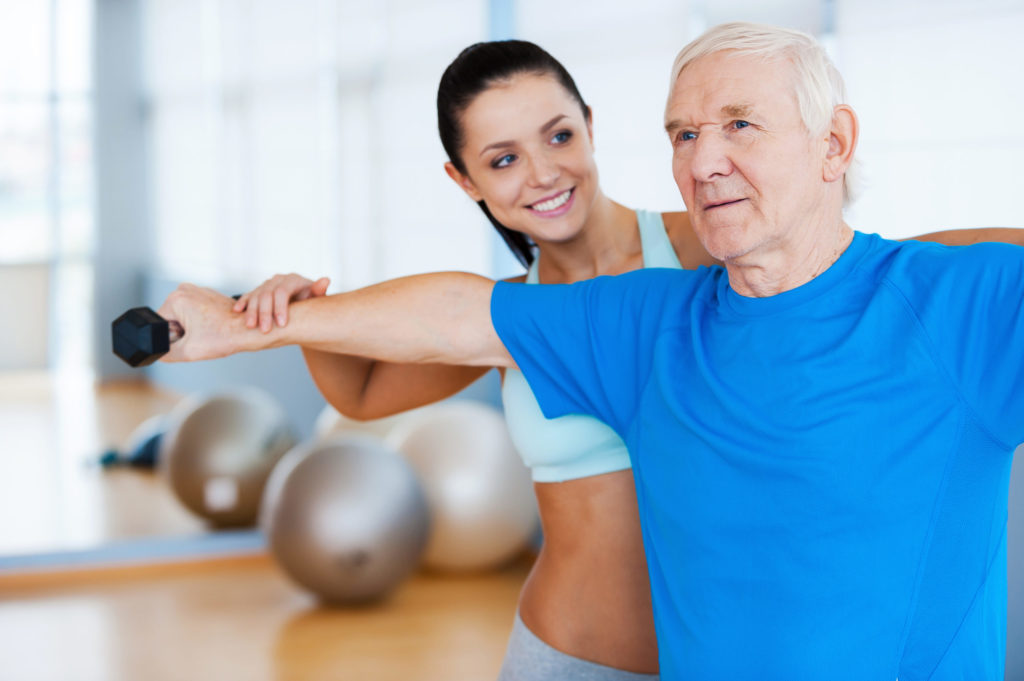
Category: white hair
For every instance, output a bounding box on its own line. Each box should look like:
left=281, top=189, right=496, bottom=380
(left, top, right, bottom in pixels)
left=667, top=22, right=859, bottom=205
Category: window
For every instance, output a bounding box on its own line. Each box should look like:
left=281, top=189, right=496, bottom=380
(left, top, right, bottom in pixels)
left=0, top=0, right=93, bottom=370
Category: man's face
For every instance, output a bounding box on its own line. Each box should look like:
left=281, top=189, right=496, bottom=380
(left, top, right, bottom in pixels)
left=665, top=51, right=830, bottom=264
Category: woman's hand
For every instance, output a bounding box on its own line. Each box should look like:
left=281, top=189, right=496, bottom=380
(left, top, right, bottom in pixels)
left=233, top=273, right=330, bottom=333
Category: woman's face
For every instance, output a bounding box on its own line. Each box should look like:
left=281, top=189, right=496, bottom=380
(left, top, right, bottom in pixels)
left=447, top=73, right=598, bottom=245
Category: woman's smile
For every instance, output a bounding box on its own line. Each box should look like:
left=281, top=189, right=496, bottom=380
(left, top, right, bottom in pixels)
left=528, top=188, right=575, bottom=216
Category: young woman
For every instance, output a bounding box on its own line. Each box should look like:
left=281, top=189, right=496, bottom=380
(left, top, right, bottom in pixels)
left=232, top=41, right=1024, bottom=680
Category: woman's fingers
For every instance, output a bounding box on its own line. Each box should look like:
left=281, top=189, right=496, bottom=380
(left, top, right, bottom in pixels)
left=258, top=277, right=279, bottom=333
left=233, top=273, right=327, bottom=331
left=295, top=277, right=331, bottom=302
left=274, top=286, right=291, bottom=326
left=312, top=277, right=331, bottom=297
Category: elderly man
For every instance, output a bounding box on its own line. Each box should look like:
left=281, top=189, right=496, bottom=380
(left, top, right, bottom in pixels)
left=161, top=23, right=1021, bottom=680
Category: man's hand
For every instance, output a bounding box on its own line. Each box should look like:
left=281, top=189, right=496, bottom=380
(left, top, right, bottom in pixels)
left=156, top=284, right=257, bottom=362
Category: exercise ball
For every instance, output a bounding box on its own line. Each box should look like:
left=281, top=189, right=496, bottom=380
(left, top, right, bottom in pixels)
left=313, top=403, right=431, bottom=441
left=260, top=435, right=430, bottom=604
left=387, top=401, right=538, bottom=572
left=160, top=389, right=296, bottom=528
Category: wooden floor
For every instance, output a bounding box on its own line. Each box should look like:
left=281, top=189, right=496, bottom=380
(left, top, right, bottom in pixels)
left=0, top=554, right=530, bottom=681
left=0, top=371, right=531, bottom=680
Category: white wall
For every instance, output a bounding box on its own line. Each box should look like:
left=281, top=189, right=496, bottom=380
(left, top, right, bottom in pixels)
left=837, top=0, right=1024, bottom=237
left=142, top=0, right=490, bottom=292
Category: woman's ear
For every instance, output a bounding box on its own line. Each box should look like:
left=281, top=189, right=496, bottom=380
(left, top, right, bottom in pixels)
left=585, top=106, right=595, bottom=147
left=823, top=104, right=858, bottom=184
left=444, top=161, right=483, bottom=202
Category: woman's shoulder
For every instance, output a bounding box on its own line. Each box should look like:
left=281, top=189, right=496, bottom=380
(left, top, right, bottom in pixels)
left=654, top=210, right=719, bottom=270
left=658, top=210, right=690, bottom=242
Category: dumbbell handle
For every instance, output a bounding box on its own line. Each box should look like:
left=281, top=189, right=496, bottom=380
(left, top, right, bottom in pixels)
left=167, top=319, right=184, bottom=343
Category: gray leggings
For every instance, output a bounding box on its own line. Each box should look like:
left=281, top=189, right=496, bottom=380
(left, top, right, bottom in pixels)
left=496, top=612, right=660, bottom=681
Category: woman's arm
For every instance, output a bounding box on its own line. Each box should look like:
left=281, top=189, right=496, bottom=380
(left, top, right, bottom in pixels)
left=232, top=272, right=493, bottom=419
left=301, top=349, right=491, bottom=420
left=662, top=211, right=721, bottom=269
left=155, top=271, right=513, bottom=368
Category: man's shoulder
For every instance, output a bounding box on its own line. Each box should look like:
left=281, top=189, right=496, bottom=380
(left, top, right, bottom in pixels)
left=863, top=233, right=1024, bottom=308
left=860, top=232, right=1024, bottom=281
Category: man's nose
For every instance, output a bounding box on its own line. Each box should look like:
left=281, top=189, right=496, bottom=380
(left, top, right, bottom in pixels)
left=689, top=132, right=733, bottom=182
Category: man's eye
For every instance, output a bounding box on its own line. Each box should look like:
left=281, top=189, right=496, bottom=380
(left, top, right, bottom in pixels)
left=679, top=131, right=697, bottom=142
left=493, top=154, right=516, bottom=168
left=734, top=120, right=750, bottom=129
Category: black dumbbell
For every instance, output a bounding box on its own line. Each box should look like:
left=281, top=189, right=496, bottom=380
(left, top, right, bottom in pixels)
left=112, top=294, right=240, bottom=367
left=111, top=307, right=185, bottom=367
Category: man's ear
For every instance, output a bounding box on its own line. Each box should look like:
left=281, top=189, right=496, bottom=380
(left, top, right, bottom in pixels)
left=444, top=161, right=483, bottom=202
left=824, top=104, right=858, bottom=184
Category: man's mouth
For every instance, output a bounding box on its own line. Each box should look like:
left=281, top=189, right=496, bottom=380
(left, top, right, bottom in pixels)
left=704, top=198, right=746, bottom=210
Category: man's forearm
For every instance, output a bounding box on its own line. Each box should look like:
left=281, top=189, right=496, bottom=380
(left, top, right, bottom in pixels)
left=255, top=271, right=513, bottom=368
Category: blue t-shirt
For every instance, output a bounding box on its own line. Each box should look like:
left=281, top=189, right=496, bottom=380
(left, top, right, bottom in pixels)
left=490, top=232, right=1024, bottom=680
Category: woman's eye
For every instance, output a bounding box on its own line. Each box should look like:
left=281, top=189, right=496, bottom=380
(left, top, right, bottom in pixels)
left=551, top=130, right=572, bottom=144
left=492, top=154, right=516, bottom=168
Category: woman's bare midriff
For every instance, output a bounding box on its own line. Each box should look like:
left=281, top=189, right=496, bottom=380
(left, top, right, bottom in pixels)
left=517, top=469, right=658, bottom=674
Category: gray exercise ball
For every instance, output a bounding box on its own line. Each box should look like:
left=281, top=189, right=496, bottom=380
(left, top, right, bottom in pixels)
left=313, top=403, right=432, bottom=441
left=160, top=389, right=296, bottom=528
left=387, top=401, right=538, bottom=572
left=260, top=434, right=430, bottom=604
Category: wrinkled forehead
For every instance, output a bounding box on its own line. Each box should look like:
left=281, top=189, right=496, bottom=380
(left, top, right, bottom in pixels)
left=664, top=51, right=797, bottom=127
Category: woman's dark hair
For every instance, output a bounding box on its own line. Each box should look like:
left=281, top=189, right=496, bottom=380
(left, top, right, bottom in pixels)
left=437, top=40, right=589, bottom=268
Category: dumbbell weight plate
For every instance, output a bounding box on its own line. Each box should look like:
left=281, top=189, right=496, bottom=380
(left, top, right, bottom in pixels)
left=112, top=307, right=183, bottom=368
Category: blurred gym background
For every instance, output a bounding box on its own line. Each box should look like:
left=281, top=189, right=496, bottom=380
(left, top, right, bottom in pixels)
left=2, top=0, right=1023, bottom=679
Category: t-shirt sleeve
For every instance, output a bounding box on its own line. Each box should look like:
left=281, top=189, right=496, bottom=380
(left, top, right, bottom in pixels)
left=895, top=242, right=1024, bottom=447
left=490, top=268, right=685, bottom=435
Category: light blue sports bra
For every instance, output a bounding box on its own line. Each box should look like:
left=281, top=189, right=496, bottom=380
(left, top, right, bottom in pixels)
left=502, top=209, right=684, bottom=482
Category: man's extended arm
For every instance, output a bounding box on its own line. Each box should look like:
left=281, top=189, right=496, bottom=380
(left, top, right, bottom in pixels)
left=907, top=227, right=1024, bottom=246
left=155, top=272, right=515, bottom=368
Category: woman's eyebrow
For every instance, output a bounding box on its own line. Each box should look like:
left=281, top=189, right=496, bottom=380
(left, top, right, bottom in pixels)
left=479, top=114, right=570, bottom=157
